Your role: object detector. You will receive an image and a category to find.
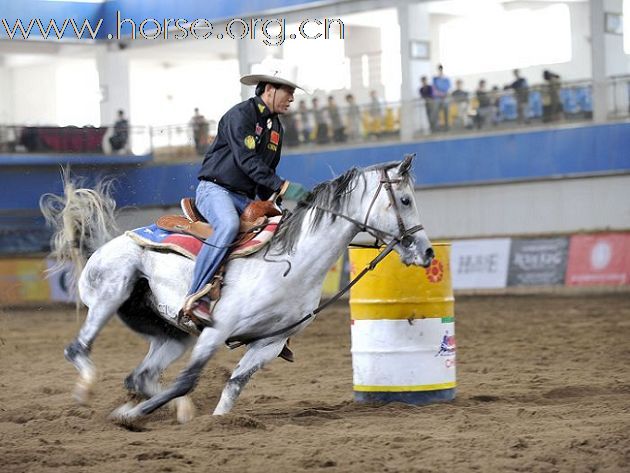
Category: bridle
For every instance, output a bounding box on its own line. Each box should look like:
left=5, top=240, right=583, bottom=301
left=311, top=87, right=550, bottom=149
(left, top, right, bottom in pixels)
left=314, top=166, right=425, bottom=250
left=225, top=163, right=428, bottom=349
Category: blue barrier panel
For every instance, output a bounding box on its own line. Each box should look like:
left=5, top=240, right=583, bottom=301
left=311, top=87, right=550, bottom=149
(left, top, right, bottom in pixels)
left=1, top=122, right=629, bottom=212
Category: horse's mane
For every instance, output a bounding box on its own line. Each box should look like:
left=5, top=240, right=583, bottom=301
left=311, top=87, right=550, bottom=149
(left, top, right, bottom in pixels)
left=271, top=161, right=412, bottom=254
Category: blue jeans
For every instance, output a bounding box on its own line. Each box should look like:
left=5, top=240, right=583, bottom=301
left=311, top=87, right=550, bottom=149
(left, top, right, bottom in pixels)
left=187, top=180, right=251, bottom=296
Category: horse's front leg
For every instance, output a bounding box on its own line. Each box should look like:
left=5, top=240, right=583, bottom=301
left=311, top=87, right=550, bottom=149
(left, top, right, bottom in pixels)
left=110, top=326, right=224, bottom=428
left=213, top=338, right=287, bottom=415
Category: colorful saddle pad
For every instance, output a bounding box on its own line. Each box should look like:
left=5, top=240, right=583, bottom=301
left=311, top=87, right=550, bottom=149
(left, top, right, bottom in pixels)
left=126, top=216, right=282, bottom=260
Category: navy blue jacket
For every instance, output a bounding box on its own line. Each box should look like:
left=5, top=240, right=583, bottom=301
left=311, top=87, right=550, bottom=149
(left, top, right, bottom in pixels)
left=198, top=96, right=284, bottom=200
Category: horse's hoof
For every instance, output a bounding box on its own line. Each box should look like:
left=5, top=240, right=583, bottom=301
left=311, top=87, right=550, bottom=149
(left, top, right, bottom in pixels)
left=175, top=396, right=195, bottom=424
left=73, top=371, right=95, bottom=405
left=109, top=402, right=144, bottom=429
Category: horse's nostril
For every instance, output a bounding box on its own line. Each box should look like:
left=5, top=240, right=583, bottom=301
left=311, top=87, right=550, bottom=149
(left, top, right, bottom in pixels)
left=425, top=247, right=435, bottom=259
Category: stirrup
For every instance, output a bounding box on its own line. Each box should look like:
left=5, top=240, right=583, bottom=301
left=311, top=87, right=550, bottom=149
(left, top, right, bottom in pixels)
left=278, top=341, right=294, bottom=363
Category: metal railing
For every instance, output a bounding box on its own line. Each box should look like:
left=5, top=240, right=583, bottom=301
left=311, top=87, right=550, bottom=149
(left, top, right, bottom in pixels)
left=1, top=76, right=628, bottom=158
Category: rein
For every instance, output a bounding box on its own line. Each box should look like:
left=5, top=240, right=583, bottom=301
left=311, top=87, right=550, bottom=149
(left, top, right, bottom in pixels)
left=226, top=167, right=425, bottom=350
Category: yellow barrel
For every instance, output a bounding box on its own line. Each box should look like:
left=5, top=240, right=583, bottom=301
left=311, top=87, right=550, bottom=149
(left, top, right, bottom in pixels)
left=349, top=242, right=455, bottom=404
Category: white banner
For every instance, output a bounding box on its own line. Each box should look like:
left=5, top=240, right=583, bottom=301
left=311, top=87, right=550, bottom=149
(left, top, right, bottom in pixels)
left=450, top=238, right=511, bottom=289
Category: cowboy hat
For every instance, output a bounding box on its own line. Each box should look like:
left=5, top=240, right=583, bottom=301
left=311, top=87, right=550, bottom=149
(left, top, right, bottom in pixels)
left=240, top=72, right=306, bottom=92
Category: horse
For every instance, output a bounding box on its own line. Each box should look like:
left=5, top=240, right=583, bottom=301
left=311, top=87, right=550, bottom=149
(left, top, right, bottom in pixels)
left=42, top=155, right=434, bottom=427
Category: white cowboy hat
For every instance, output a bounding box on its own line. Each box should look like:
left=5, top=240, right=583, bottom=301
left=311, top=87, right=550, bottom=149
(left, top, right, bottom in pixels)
left=240, top=72, right=307, bottom=92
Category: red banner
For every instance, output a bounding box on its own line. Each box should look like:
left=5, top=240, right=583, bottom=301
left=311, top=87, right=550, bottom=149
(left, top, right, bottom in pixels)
left=565, top=233, right=630, bottom=286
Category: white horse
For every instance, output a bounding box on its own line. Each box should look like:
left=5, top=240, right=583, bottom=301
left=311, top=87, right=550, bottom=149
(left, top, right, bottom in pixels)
left=42, top=155, right=433, bottom=427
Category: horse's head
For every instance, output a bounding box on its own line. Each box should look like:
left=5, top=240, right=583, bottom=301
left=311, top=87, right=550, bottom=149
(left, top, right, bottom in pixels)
left=363, top=155, right=433, bottom=268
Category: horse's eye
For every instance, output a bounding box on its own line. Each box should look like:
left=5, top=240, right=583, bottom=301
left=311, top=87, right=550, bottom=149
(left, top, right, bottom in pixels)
left=401, top=196, right=411, bottom=206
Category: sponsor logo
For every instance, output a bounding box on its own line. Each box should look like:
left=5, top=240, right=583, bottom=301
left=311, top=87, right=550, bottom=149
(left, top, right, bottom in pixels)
left=425, top=258, right=444, bottom=283
left=255, top=124, right=263, bottom=136
left=590, top=241, right=612, bottom=270
left=244, top=135, right=256, bottom=150
left=435, top=330, right=456, bottom=357
left=267, top=143, right=277, bottom=152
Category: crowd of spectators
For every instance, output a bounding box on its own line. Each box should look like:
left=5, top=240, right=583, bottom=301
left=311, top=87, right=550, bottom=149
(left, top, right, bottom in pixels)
left=417, top=65, right=567, bottom=133
left=280, top=92, right=383, bottom=147
left=0, top=67, right=592, bottom=155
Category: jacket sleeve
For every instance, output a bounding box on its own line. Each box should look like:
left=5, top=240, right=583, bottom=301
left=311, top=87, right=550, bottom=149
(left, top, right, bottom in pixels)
left=225, top=108, right=284, bottom=193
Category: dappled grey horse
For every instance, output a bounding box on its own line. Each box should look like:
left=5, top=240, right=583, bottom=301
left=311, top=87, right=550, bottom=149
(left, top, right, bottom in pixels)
left=42, top=156, right=433, bottom=427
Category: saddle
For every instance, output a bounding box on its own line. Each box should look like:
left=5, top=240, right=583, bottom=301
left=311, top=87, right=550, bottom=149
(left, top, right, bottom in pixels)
left=155, top=198, right=294, bottom=363
left=157, top=198, right=282, bottom=244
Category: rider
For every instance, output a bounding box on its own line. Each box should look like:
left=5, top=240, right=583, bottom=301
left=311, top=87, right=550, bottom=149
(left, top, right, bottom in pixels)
left=183, top=72, right=305, bottom=359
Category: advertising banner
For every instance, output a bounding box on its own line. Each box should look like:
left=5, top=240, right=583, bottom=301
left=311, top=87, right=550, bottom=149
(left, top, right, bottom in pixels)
left=46, top=259, right=76, bottom=303
left=0, top=258, right=50, bottom=305
left=508, top=237, right=569, bottom=286
left=565, top=233, right=630, bottom=286
left=450, top=239, right=511, bottom=289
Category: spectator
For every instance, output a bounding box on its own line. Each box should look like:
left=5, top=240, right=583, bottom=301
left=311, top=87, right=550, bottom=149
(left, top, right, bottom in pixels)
left=474, top=80, right=495, bottom=129
left=190, top=107, right=210, bottom=155
left=504, top=69, right=530, bottom=123
left=432, top=64, right=452, bottom=130
left=451, top=79, right=471, bottom=129
left=312, top=97, right=329, bottom=144
left=368, top=90, right=383, bottom=120
left=542, top=70, right=562, bottom=122
left=297, top=100, right=313, bottom=144
left=491, top=85, right=502, bottom=124
left=280, top=111, right=300, bottom=147
left=345, top=94, right=362, bottom=142
left=327, top=96, right=346, bottom=143
left=109, top=109, right=129, bottom=153
left=419, top=75, right=434, bottom=133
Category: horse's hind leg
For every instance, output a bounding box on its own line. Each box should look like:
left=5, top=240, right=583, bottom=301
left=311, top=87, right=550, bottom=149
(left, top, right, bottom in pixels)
left=65, top=262, right=136, bottom=404
left=213, top=338, right=287, bottom=415
left=64, top=299, right=125, bottom=404
left=123, top=335, right=195, bottom=423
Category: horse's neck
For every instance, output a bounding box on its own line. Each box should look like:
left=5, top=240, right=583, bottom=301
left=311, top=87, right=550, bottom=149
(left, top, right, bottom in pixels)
left=294, top=216, right=356, bottom=284
left=289, top=178, right=370, bottom=284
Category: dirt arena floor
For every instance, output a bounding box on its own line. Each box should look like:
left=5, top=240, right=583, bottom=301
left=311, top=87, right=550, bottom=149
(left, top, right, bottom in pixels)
left=1, top=292, right=629, bottom=473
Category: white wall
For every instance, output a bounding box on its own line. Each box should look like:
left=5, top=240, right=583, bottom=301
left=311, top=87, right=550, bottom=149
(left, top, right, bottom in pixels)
left=0, top=65, right=13, bottom=123
left=11, top=63, right=58, bottom=125
left=417, top=174, right=630, bottom=239
left=129, top=58, right=241, bottom=127
left=429, top=1, right=595, bottom=93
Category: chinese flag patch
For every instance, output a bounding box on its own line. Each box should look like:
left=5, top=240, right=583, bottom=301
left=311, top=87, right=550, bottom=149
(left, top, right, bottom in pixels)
left=270, top=131, right=280, bottom=145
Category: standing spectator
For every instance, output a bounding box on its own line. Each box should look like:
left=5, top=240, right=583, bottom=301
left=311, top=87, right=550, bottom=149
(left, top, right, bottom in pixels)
left=419, top=75, right=435, bottom=133
left=297, top=100, right=312, bottom=144
left=542, top=70, right=562, bottom=122
left=432, top=64, right=452, bottom=130
left=280, top=111, right=300, bottom=147
left=190, top=107, right=209, bottom=155
left=474, top=80, right=495, bottom=129
left=312, top=97, right=329, bottom=144
left=345, top=94, right=362, bottom=142
left=368, top=90, right=383, bottom=120
left=327, top=96, right=346, bottom=143
left=451, top=79, right=470, bottom=129
left=491, top=85, right=502, bottom=124
left=504, top=69, right=530, bottom=123
left=109, top=109, right=129, bottom=153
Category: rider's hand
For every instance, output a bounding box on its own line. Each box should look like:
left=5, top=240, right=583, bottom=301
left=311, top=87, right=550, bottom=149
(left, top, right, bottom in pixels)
left=283, top=182, right=310, bottom=201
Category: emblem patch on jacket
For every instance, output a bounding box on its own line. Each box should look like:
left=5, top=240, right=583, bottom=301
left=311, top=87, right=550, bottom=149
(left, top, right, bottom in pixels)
left=244, top=135, right=256, bottom=150
left=257, top=103, right=266, bottom=114
left=270, top=130, right=280, bottom=145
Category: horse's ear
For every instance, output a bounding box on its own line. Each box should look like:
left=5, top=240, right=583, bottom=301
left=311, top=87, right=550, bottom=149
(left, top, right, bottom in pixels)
left=397, top=153, right=415, bottom=176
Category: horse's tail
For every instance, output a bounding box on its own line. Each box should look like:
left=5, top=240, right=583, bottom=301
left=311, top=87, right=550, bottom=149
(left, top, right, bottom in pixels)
left=39, top=168, right=119, bottom=303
